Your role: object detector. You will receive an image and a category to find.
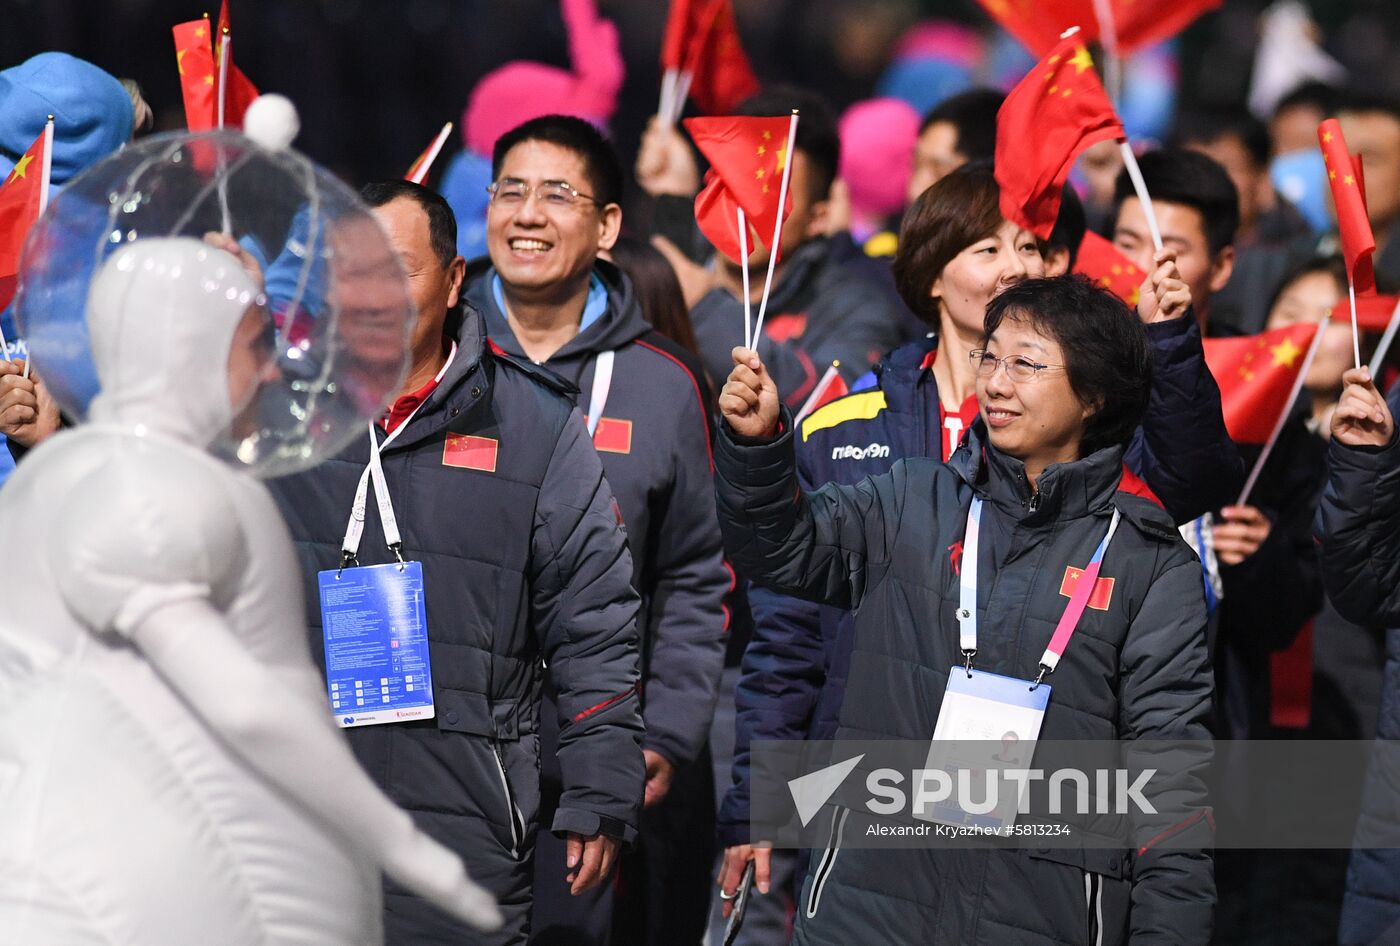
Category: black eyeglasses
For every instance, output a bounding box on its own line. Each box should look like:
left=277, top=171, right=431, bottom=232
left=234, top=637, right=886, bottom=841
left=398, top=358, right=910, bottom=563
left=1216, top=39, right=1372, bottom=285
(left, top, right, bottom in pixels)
left=487, top=179, right=603, bottom=209
left=969, top=349, right=1066, bottom=382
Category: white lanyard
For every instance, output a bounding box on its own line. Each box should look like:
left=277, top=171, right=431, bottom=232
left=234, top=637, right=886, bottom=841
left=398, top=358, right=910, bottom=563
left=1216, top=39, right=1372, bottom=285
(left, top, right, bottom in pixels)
left=340, top=342, right=457, bottom=568
left=585, top=350, right=615, bottom=437
left=955, top=496, right=1121, bottom=680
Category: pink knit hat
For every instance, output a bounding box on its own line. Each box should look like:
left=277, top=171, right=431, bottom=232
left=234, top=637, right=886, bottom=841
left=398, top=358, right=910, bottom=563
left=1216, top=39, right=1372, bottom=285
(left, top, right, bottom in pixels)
left=463, top=0, right=624, bottom=156
left=838, top=98, right=921, bottom=220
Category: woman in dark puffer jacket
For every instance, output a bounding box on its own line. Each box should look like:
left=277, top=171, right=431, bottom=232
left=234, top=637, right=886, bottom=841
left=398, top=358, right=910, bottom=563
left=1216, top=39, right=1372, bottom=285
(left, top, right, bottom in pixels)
left=713, top=275, right=1215, bottom=945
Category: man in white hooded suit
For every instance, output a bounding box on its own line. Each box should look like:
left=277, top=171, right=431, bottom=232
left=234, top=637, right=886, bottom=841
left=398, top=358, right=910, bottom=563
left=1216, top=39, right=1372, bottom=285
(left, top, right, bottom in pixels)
left=0, top=236, right=502, bottom=944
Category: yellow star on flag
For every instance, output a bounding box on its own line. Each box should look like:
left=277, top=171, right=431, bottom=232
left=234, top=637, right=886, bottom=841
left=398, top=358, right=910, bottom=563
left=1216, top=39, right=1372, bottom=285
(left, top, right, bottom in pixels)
left=7, top=152, right=32, bottom=183
left=776, top=146, right=787, bottom=171
left=1322, top=131, right=1334, bottom=143
left=755, top=168, right=765, bottom=180
left=1270, top=337, right=1303, bottom=368
left=177, top=48, right=188, bottom=76
left=1069, top=46, right=1094, bottom=75
left=1068, top=568, right=1081, bottom=580
left=1344, top=174, right=1356, bottom=186
left=204, top=74, right=215, bottom=87
left=756, top=145, right=766, bottom=156
left=1329, top=170, right=1337, bottom=181
left=761, top=130, right=771, bottom=141
left=195, top=25, right=207, bottom=38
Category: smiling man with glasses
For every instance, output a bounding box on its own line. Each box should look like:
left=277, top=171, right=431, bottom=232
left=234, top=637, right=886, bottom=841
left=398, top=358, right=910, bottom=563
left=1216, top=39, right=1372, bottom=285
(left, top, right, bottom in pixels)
left=464, top=115, right=729, bottom=946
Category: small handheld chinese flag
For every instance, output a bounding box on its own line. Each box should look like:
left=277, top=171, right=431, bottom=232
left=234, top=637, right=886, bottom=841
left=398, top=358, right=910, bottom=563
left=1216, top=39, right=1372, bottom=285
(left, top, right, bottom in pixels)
left=0, top=123, right=52, bottom=314
left=1073, top=231, right=1146, bottom=307
left=661, top=0, right=758, bottom=117
left=794, top=363, right=849, bottom=424
left=173, top=4, right=259, bottom=132
left=406, top=122, right=454, bottom=185
left=975, top=0, right=1221, bottom=58
left=173, top=18, right=218, bottom=131
left=1203, top=322, right=1319, bottom=444
left=1319, top=119, right=1376, bottom=296
left=686, top=116, right=793, bottom=263
left=995, top=36, right=1124, bottom=239
left=214, top=1, right=259, bottom=129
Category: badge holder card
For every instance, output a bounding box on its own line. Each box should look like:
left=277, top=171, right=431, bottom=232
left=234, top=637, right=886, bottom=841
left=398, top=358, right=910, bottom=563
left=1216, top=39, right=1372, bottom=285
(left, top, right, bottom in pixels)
left=916, top=498, right=1120, bottom=831
left=318, top=419, right=437, bottom=728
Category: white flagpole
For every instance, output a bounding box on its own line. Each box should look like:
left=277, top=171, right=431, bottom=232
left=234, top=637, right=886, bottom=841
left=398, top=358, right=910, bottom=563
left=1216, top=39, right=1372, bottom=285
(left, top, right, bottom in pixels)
left=408, top=122, right=453, bottom=185
left=671, top=70, right=693, bottom=124
left=19, top=116, right=54, bottom=380
left=215, top=28, right=233, bottom=235
left=217, top=28, right=230, bottom=129
left=659, top=68, right=677, bottom=125
left=751, top=110, right=799, bottom=346
left=1237, top=325, right=1328, bottom=506
left=794, top=362, right=841, bottom=424
left=1348, top=280, right=1362, bottom=370
left=1090, top=0, right=1123, bottom=105
left=1368, top=296, right=1400, bottom=376
left=737, top=206, right=752, bottom=350
left=1119, top=142, right=1163, bottom=252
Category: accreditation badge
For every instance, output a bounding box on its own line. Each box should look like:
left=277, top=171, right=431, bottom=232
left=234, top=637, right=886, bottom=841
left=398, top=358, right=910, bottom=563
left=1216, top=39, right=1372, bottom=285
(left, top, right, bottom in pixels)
left=915, top=668, right=1049, bottom=831
left=317, top=561, right=434, bottom=728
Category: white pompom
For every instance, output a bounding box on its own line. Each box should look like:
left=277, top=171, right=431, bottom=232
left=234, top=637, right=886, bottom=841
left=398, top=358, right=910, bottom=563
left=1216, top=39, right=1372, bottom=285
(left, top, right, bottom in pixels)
left=242, top=94, right=300, bottom=151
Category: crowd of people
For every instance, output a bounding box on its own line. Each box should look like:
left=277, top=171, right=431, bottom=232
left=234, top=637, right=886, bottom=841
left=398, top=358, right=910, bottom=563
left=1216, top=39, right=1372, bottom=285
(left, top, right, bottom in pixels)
left=5, top=12, right=1400, bottom=946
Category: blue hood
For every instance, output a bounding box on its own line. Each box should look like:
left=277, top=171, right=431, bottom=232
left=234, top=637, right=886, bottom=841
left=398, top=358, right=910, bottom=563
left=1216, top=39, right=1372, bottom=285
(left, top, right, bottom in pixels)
left=0, top=52, right=133, bottom=187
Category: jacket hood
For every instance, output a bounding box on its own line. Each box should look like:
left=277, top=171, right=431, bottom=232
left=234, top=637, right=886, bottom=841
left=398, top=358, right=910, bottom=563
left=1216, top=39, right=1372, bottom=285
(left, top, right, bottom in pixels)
left=86, top=238, right=258, bottom=448
left=465, top=257, right=649, bottom=373
left=0, top=53, right=133, bottom=186
left=949, top=420, right=1125, bottom=522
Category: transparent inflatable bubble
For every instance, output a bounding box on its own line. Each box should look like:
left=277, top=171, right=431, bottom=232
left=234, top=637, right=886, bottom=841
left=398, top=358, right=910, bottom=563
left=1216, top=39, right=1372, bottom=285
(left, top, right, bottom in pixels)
left=13, top=130, right=412, bottom=478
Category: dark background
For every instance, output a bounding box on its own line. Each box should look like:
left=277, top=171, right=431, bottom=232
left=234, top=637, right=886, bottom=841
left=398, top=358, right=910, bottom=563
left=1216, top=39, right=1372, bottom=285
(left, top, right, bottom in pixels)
left=4, top=0, right=1400, bottom=191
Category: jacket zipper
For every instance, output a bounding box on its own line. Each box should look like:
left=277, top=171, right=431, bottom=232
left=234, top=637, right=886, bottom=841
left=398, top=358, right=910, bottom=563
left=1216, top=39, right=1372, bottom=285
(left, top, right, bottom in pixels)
left=491, top=740, right=523, bottom=859
left=806, top=807, right=849, bottom=919
left=1083, top=869, right=1103, bottom=946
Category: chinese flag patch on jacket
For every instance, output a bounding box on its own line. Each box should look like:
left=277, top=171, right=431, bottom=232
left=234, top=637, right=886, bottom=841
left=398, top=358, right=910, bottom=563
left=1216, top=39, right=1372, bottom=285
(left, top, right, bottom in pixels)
left=443, top=434, right=498, bottom=472
left=1059, top=566, right=1115, bottom=611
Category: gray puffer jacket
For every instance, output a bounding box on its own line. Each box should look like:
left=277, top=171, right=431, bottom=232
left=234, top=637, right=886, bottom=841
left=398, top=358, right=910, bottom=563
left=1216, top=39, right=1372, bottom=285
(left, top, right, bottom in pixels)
left=714, top=414, right=1215, bottom=945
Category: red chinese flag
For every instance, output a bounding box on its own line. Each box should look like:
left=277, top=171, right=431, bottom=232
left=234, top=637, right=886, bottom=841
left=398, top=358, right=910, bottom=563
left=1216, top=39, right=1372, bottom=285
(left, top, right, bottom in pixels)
left=794, top=364, right=849, bottom=423
left=661, top=0, right=701, bottom=71
left=975, top=0, right=1221, bottom=58
left=1073, top=231, right=1146, bottom=307
left=1203, top=323, right=1318, bottom=444
left=995, top=37, right=1123, bottom=239
left=686, top=116, right=793, bottom=263
left=680, top=0, right=759, bottom=115
left=1332, top=294, right=1399, bottom=332
left=173, top=19, right=219, bottom=131
left=214, top=1, right=259, bottom=128
left=0, top=130, right=48, bottom=311
left=1319, top=119, right=1377, bottom=295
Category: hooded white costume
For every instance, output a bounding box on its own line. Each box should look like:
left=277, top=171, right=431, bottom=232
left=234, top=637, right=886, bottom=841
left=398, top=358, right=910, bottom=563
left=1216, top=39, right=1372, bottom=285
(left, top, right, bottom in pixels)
left=0, top=238, right=499, bottom=943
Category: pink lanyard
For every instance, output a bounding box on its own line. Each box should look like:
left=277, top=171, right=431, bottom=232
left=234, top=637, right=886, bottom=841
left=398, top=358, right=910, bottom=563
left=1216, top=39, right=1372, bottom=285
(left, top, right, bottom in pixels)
left=955, top=497, right=1122, bottom=684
